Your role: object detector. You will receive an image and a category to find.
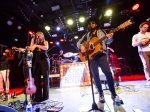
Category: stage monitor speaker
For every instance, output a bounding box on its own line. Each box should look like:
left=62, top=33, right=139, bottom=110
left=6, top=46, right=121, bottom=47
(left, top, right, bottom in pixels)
left=0, top=105, right=17, bottom=112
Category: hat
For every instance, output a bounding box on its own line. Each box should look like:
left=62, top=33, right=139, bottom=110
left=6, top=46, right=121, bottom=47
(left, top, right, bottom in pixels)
left=84, top=17, right=100, bottom=29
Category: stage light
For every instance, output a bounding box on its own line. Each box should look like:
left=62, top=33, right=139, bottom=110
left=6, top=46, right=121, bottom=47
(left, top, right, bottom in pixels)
left=56, top=26, right=60, bottom=31
left=132, top=3, right=140, bottom=11
left=28, top=31, right=33, bottom=35
left=105, top=9, right=112, bottom=16
left=74, top=36, right=78, bottom=39
left=56, top=42, right=59, bottom=45
left=66, top=16, right=74, bottom=25
left=7, top=20, right=13, bottom=26
left=45, top=25, right=50, bottom=31
left=51, top=5, right=60, bottom=11
left=17, top=25, right=22, bottom=30
left=60, top=39, right=64, bottom=42
left=30, top=0, right=38, bottom=6
left=50, top=41, right=53, bottom=44
left=14, top=38, right=18, bottom=41
left=67, top=19, right=73, bottom=25
left=78, top=14, right=86, bottom=23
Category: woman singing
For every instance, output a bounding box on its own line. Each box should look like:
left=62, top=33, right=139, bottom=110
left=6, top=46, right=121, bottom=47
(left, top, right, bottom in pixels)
left=30, top=31, right=50, bottom=102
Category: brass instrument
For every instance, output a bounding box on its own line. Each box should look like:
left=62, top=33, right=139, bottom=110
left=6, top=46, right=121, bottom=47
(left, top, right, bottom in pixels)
left=12, top=46, right=26, bottom=52
left=12, top=46, right=19, bottom=51
left=12, top=46, right=30, bottom=52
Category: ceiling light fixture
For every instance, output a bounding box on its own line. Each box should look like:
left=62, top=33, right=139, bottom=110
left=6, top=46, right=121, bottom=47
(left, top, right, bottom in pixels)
left=30, top=0, right=38, bottom=6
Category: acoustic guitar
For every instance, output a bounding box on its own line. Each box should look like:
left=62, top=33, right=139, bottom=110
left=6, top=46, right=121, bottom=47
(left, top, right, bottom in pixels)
left=25, top=61, right=36, bottom=94
left=79, top=19, right=134, bottom=62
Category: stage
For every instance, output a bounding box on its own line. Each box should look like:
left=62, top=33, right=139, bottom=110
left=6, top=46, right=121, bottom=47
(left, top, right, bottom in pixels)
left=0, top=74, right=150, bottom=112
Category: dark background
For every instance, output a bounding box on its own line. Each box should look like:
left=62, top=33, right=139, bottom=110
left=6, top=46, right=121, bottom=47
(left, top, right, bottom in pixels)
left=0, top=0, right=150, bottom=88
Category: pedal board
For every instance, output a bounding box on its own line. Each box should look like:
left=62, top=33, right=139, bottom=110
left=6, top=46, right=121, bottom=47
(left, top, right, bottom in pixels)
left=47, top=106, right=64, bottom=112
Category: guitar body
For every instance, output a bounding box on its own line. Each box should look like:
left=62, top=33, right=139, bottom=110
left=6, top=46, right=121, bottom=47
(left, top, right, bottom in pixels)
left=26, top=77, right=36, bottom=94
left=140, top=38, right=150, bottom=47
left=78, top=37, right=102, bottom=62
left=24, top=65, right=36, bottom=95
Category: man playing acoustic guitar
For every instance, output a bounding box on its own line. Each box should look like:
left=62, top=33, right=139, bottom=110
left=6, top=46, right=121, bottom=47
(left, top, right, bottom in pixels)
left=132, top=22, right=150, bottom=85
left=77, top=17, right=123, bottom=104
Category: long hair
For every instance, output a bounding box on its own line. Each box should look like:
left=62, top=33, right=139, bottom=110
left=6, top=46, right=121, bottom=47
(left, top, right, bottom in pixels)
left=35, top=31, right=45, bottom=44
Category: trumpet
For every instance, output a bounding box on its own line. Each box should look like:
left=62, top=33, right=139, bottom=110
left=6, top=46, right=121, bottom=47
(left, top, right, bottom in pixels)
left=12, top=46, right=30, bottom=52
left=12, top=46, right=19, bottom=51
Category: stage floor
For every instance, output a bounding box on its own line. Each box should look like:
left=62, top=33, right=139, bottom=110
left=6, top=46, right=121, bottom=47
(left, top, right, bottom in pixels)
left=0, top=74, right=150, bottom=112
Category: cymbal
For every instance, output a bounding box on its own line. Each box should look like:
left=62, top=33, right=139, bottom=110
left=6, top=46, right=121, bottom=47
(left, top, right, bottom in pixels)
left=72, top=53, right=78, bottom=56
left=63, top=52, right=74, bottom=57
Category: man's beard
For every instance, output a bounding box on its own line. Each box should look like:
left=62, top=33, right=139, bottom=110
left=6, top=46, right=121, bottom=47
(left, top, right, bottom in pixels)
left=89, top=27, right=97, bottom=32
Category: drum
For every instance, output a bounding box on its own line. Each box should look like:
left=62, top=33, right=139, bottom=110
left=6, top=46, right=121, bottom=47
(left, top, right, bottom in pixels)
left=73, top=56, right=79, bottom=63
left=63, top=59, right=73, bottom=63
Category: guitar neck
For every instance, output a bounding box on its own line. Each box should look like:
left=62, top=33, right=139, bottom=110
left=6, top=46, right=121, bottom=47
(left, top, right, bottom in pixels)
left=94, top=27, right=120, bottom=46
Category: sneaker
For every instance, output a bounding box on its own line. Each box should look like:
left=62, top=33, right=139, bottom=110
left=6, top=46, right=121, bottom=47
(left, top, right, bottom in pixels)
left=99, top=92, right=105, bottom=103
left=111, top=94, right=124, bottom=104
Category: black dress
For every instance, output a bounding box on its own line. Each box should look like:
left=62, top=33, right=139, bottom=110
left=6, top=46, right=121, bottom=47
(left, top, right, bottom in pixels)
left=32, top=41, right=50, bottom=102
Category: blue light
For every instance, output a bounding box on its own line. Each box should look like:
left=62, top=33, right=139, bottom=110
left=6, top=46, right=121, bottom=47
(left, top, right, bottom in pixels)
left=56, top=42, right=59, bottom=45
left=56, top=27, right=60, bottom=31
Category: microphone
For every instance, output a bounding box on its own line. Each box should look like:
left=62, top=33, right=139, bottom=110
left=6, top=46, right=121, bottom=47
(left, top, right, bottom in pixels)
left=146, top=18, right=150, bottom=21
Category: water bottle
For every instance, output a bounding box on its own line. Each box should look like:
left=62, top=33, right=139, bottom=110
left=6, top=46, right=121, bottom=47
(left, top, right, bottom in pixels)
left=114, top=96, right=122, bottom=112
left=26, top=102, right=32, bottom=112
left=118, top=76, right=121, bottom=82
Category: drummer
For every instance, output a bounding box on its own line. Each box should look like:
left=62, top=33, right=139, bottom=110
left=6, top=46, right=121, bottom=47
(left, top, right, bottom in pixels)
left=57, top=50, right=65, bottom=64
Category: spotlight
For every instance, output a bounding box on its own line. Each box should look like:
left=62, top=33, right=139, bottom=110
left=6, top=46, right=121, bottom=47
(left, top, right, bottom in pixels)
left=50, top=41, right=53, bottom=44
left=51, top=5, right=60, bottom=11
left=67, top=19, right=73, bottom=25
left=56, top=42, right=59, bottom=45
left=78, top=14, right=86, bottom=23
left=105, top=9, right=112, bottom=16
left=66, top=16, right=74, bottom=25
left=56, top=26, right=60, bottom=31
left=17, top=25, right=22, bottom=30
left=45, top=25, right=50, bottom=31
left=7, top=20, right=13, bottom=26
left=132, top=3, right=140, bottom=11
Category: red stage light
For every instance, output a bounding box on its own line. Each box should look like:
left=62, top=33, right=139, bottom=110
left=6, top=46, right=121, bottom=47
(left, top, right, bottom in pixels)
left=60, top=39, right=64, bottom=42
left=132, top=4, right=140, bottom=11
left=28, top=31, right=33, bottom=35
left=50, top=41, right=53, bottom=44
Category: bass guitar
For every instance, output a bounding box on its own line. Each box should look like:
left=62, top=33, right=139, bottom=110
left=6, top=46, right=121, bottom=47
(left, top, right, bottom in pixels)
left=25, top=61, right=36, bottom=94
left=78, top=19, right=134, bottom=62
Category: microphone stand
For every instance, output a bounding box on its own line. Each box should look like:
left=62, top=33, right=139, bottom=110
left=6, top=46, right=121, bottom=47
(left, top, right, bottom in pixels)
left=0, top=44, right=9, bottom=100
left=47, top=46, right=55, bottom=53
left=84, top=39, right=103, bottom=112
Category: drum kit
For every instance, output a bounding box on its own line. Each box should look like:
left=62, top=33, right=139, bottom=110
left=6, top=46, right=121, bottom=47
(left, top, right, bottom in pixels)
left=50, top=52, right=79, bottom=74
